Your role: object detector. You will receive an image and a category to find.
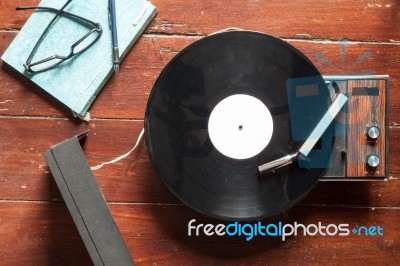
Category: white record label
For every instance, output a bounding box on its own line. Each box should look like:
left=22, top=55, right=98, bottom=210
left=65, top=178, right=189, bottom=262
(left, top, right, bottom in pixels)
left=208, top=94, right=274, bottom=160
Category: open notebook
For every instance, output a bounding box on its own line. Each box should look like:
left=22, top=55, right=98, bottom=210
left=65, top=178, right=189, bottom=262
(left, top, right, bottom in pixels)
left=2, top=0, right=157, bottom=120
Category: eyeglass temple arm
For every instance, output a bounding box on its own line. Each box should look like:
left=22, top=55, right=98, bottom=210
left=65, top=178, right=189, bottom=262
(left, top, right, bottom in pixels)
left=17, top=0, right=72, bottom=65
left=16, top=5, right=99, bottom=28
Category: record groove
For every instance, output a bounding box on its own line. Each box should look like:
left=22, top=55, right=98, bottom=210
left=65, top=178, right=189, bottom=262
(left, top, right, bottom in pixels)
left=145, top=31, right=334, bottom=221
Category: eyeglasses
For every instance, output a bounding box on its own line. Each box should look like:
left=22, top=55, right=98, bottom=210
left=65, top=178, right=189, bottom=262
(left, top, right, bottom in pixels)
left=17, top=0, right=102, bottom=73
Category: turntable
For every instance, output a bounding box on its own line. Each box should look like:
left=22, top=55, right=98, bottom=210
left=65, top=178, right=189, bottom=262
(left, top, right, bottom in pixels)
left=144, top=30, right=389, bottom=221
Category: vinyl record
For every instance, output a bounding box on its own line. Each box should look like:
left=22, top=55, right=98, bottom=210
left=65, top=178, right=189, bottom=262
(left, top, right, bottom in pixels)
left=145, top=31, right=334, bottom=221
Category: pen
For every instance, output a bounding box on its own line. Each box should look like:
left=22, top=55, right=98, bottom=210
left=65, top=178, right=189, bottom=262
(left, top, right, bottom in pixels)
left=109, top=0, right=119, bottom=75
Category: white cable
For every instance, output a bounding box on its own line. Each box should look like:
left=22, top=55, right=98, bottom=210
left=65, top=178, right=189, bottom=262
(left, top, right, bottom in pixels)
left=91, top=128, right=145, bottom=171
left=209, top=28, right=243, bottom=35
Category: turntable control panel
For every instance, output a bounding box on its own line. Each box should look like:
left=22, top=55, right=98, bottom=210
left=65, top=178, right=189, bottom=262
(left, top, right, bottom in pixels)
left=321, top=75, right=389, bottom=181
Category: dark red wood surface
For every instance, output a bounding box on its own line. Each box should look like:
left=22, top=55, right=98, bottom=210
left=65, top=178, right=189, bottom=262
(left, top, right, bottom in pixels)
left=0, top=0, right=399, bottom=265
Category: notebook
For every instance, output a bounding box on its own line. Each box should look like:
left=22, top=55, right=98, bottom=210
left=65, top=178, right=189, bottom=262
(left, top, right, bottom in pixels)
left=1, top=0, right=157, bottom=120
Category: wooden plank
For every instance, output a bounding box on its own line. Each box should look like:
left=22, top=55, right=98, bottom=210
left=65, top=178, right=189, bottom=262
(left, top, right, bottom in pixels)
left=0, top=117, right=177, bottom=203
left=1, top=33, right=400, bottom=121
left=0, top=201, right=92, bottom=265
left=0, top=201, right=399, bottom=265
left=0, top=0, right=36, bottom=29
left=0, top=117, right=399, bottom=206
left=1, top=0, right=399, bottom=41
left=0, top=2, right=398, bottom=265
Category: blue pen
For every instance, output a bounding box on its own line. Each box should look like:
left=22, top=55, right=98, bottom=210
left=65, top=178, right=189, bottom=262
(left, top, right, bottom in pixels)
left=109, top=0, right=119, bottom=75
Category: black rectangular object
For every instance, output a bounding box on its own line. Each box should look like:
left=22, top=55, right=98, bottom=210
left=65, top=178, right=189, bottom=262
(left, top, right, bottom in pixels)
left=44, top=132, right=134, bottom=266
left=352, top=86, right=379, bottom=96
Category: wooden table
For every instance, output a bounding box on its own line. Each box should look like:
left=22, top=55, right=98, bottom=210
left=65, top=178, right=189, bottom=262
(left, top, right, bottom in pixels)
left=1, top=0, right=399, bottom=265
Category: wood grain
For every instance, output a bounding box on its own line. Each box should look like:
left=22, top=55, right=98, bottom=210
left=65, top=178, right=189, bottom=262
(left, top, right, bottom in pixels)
left=0, top=117, right=177, bottom=203
left=0, top=0, right=399, bottom=264
left=0, top=0, right=399, bottom=41
left=0, top=201, right=399, bottom=265
left=347, top=79, right=386, bottom=177
left=1, top=33, right=400, bottom=122
left=0, top=116, right=399, bottom=206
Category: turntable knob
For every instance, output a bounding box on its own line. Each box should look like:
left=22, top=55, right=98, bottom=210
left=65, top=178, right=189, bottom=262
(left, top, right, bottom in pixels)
left=367, top=126, right=380, bottom=140
left=366, top=154, right=380, bottom=168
